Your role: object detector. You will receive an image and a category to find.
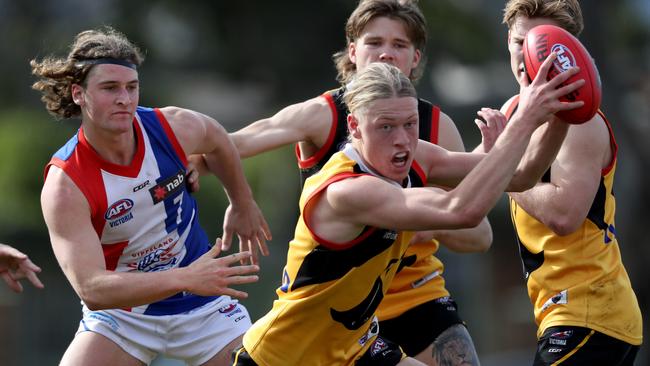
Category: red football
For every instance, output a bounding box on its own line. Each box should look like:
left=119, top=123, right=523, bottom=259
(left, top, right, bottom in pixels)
left=523, top=24, right=602, bottom=124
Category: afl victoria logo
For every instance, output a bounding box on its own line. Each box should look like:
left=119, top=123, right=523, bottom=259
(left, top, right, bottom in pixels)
left=105, top=199, right=134, bottom=220
left=551, top=43, right=576, bottom=72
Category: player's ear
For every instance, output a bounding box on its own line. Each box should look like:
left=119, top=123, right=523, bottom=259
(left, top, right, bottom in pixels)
left=71, top=84, right=85, bottom=106
left=411, top=48, right=421, bottom=70
left=349, top=42, right=357, bottom=64
left=348, top=113, right=361, bottom=138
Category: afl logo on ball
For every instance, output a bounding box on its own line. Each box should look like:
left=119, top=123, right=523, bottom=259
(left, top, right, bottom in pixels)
left=551, top=43, right=576, bottom=72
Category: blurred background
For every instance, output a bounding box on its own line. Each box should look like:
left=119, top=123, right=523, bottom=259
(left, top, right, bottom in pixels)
left=0, top=0, right=648, bottom=365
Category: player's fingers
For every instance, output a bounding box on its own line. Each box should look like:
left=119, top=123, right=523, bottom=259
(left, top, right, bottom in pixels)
left=24, top=271, right=44, bottom=289
left=260, top=218, right=272, bottom=241
left=208, top=239, right=223, bottom=258
left=1, top=271, right=22, bottom=293
left=221, top=229, right=232, bottom=251
left=546, top=66, right=581, bottom=90
left=224, top=251, right=253, bottom=266
left=223, top=264, right=259, bottom=277
left=238, top=239, right=251, bottom=266
left=251, top=244, right=259, bottom=266
left=22, top=258, right=41, bottom=273
left=532, top=52, right=558, bottom=85
left=257, top=234, right=270, bottom=257
left=219, top=288, right=249, bottom=299
left=553, top=78, right=586, bottom=98
left=226, top=275, right=259, bottom=286
left=236, top=235, right=254, bottom=265
left=556, top=100, right=585, bottom=112
left=0, top=246, right=27, bottom=261
left=474, top=119, right=487, bottom=131
left=187, top=174, right=200, bottom=193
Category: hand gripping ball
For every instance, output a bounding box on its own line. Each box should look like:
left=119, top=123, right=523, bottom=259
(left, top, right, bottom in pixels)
left=523, top=24, right=602, bottom=124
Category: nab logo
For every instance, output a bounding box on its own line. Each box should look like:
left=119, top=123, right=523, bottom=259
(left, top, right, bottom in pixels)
left=105, top=199, right=134, bottom=220
left=149, top=171, right=185, bottom=204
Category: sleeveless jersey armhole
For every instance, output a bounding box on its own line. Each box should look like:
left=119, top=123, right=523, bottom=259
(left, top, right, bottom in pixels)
left=154, top=108, right=188, bottom=167
left=302, top=172, right=377, bottom=250
left=296, top=93, right=339, bottom=169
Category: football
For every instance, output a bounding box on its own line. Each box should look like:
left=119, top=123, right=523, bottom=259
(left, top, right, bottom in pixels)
left=523, top=24, right=602, bottom=124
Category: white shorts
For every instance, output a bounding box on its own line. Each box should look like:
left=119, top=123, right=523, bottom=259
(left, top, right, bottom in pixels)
left=76, top=296, right=251, bottom=365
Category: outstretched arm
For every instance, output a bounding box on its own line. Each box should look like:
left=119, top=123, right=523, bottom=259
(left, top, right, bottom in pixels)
left=185, top=96, right=332, bottom=203
left=161, top=107, right=272, bottom=264
left=316, top=54, right=586, bottom=239
left=0, top=243, right=43, bottom=293
left=230, top=96, right=333, bottom=158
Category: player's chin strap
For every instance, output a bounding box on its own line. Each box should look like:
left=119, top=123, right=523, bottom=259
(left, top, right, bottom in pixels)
left=75, top=58, right=137, bottom=70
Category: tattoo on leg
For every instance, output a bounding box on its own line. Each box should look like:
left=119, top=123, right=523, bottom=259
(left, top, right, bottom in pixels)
left=432, top=324, right=480, bottom=366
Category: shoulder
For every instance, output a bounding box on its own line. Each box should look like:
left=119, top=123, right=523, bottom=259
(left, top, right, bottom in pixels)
left=157, top=106, right=205, bottom=125
left=566, top=113, right=609, bottom=143
left=275, top=95, right=336, bottom=141
left=325, top=174, right=394, bottom=211
left=294, top=95, right=334, bottom=118
left=438, top=110, right=457, bottom=131
left=437, top=111, right=465, bottom=152
left=568, top=113, right=610, bottom=143
left=42, top=166, right=88, bottom=214
left=561, top=113, right=612, bottom=169
left=414, top=140, right=448, bottom=170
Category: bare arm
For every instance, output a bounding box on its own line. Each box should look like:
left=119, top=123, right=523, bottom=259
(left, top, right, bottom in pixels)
left=0, top=243, right=43, bottom=292
left=315, top=120, right=546, bottom=242
left=506, top=116, right=570, bottom=192
left=313, top=55, right=585, bottom=243
left=509, top=114, right=610, bottom=235
left=230, top=96, right=333, bottom=158
left=184, top=96, right=332, bottom=203
left=416, top=112, right=493, bottom=253
left=42, top=167, right=259, bottom=310
left=161, top=107, right=272, bottom=264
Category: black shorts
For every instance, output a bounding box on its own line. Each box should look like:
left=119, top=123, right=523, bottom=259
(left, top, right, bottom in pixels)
left=533, top=326, right=640, bottom=366
left=378, top=296, right=465, bottom=356
left=355, top=335, right=406, bottom=366
left=231, top=336, right=405, bottom=366
left=231, top=346, right=257, bottom=366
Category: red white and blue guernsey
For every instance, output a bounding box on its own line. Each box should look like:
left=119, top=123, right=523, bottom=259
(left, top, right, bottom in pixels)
left=45, top=106, right=217, bottom=316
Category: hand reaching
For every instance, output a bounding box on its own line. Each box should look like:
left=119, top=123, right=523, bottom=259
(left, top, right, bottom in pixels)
left=0, top=243, right=44, bottom=293
left=475, top=108, right=507, bottom=153
left=184, top=239, right=260, bottom=298
left=185, top=154, right=206, bottom=193
left=221, top=202, right=272, bottom=265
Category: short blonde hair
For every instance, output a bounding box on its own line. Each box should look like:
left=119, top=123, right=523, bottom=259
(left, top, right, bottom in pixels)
left=344, top=62, right=417, bottom=115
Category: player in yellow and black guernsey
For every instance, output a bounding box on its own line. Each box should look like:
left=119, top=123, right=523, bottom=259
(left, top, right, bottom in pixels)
left=496, top=1, right=643, bottom=364
left=234, top=53, right=587, bottom=364
left=227, top=2, right=492, bottom=363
